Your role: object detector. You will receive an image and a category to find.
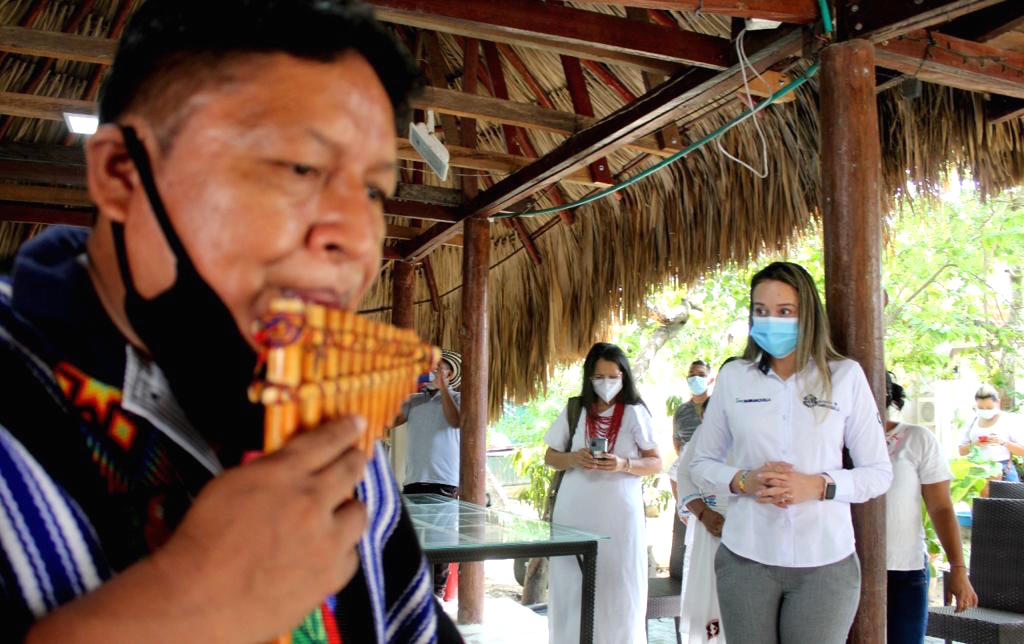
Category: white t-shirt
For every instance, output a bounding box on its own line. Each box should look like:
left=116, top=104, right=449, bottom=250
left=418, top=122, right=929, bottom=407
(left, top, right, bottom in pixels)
left=886, top=423, right=951, bottom=571
left=402, top=389, right=462, bottom=487
left=959, top=412, right=1024, bottom=462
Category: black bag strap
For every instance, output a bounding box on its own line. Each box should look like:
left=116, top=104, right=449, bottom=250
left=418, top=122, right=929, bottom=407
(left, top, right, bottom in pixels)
left=544, top=396, right=583, bottom=522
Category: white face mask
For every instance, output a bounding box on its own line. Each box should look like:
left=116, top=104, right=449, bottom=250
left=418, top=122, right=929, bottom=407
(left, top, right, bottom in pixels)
left=887, top=404, right=903, bottom=423
left=976, top=408, right=999, bottom=421
left=592, top=377, right=623, bottom=404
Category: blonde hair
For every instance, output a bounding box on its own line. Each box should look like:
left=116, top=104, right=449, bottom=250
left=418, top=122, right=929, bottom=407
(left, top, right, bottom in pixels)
left=742, top=262, right=845, bottom=399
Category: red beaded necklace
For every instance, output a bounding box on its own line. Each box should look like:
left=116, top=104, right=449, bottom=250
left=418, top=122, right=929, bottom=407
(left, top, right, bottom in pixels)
left=586, top=403, right=626, bottom=452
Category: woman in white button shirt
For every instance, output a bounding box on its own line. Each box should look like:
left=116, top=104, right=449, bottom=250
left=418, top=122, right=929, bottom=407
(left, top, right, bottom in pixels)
left=690, top=262, right=892, bottom=644
left=958, top=384, right=1024, bottom=482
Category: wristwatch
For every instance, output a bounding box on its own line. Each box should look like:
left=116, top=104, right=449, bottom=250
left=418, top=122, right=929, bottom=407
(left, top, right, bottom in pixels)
left=821, top=474, right=837, bottom=501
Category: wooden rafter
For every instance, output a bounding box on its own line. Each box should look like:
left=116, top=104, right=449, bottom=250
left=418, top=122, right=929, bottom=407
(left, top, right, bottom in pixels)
left=568, top=0, right=819, bottom=24
left=0, top=185, right=464, bottom=246
left=0, top=24, right=112, bottom=63
left=561, top=55, right=614, bottom=185
left=481, top=42, right=545, bottom=264
left=0, top=28, right=674, bottom=158
left=369, top=0, right=732, bottom=74
left=626, top=7, right=683, bottom=151
left=0, top=144, right=466, bottom=223
left=412, top=86, right=673, bottom=157
left=399, top=26, right=805, bottom=261
left=984, top=95, right=1024, bottom=125
left=396, top=137, right=603, bottom=187
left=421, top=257, right=443, bottom=313
left=874, top=30, right=1024, bottom=100
left=421, top=31, right=462, bottom=147
left=0, top=202, right=94, bottom=227
left=838, top=0, right=1005, bottom=42
left=938, top=1, right=1024, bottom=42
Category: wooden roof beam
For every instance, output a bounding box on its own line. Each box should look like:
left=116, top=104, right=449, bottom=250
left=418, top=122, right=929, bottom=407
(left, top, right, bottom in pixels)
left=0, top=145, right=465, bottom=223
left=984, top=95, right=1024, bottom=125
left=937, top=1, right=1024, bottom=43
left=0, top=25, right=114, bottom=63
left=369, top=0, right=732, bottom=74
left=0, top=31, right=675, bottom=159
left=567, top=1, right=819, bottom=24
left=626, top=7, right=683, bottom=151
left=0, top=202, right=94, bottom=227
left=0, top=187, right=463, bottom=246
left=412, top=85, right=674, bottom=157
left=838, top=0, right=1005, bottom=42
left=396, top=138, right=605, bottom=187
left=400, top=26, right=805, bottom=261
left=874, top=30, right=1024, bottom=100
left=561, top=55, right=614, bottom=185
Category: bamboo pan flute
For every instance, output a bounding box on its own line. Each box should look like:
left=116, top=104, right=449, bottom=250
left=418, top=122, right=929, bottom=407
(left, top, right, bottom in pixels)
left=250, top=296, right=440, bottom=455
left=250, top=298, right=439, bottom=644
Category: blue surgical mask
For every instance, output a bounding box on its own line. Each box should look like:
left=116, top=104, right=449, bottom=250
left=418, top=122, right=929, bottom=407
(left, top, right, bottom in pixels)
left=750, top=317, right=799, bottom=358
left=687, top=376, right=708, bottom=396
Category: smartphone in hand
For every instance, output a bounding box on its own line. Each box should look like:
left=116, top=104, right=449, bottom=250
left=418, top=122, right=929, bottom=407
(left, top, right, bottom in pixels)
left=589, top=437, right=609, bottom=457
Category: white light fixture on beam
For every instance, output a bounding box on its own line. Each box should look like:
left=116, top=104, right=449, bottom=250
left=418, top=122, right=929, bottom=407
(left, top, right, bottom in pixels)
left=63, top=112, right=99, bottom=136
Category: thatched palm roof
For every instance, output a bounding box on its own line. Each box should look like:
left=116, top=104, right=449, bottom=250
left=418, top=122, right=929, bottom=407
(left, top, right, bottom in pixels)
left=0, top=0, right=1022, bottom=415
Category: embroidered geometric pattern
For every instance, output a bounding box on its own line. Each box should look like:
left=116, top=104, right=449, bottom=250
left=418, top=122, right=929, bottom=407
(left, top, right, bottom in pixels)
left=52, top=362, right=175, bottom=495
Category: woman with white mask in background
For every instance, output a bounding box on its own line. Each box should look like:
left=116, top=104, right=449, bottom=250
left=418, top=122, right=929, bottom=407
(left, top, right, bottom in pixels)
left=544, top=342, right=663, bottom=643
left=958, top=384, right=1024, bottom=482
left=690, top=262, right=892, bottom=644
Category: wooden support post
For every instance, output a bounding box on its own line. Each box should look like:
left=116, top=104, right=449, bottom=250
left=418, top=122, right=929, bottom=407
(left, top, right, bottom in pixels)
left=819, top=40, right=887, bottom=644
left=390, top=261, right=416, bottom=330
left=457, top=33, right=487, bottom=625
left=458, top=216, right=490, bottom=624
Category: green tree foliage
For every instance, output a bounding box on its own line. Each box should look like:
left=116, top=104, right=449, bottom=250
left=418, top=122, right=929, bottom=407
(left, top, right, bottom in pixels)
left=884, top=185, right=1024, bottom=404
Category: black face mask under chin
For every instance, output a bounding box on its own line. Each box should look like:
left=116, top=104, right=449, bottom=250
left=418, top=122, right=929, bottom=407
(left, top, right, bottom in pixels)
left=112, top=126, right=263, bottom=466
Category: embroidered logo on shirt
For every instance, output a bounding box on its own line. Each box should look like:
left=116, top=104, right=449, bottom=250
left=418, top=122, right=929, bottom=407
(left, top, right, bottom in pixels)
left=802, top=394, right=840, bottom=411
left=736, top=397, right=771, bottom=403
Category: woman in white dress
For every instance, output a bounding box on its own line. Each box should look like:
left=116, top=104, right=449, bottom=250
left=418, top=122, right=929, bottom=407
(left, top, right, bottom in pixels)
left=544, top=342, right=663, bottom=644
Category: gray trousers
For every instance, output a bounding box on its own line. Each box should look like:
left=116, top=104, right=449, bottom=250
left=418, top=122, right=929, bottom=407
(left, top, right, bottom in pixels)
left=714, top=545, right=861, bottom=644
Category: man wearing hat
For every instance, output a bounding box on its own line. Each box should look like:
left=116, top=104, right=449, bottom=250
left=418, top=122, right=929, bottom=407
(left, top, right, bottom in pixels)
left=398, top=350, right=462, bottom=595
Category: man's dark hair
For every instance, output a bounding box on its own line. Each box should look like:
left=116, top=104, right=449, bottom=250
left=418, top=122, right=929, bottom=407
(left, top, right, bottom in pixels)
left=100, top=0, right=421, bottom=128
left=690, top=360, right=709, bottom=369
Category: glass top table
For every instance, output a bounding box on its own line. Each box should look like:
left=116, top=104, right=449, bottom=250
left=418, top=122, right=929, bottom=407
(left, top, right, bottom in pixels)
left=403, top=493, right=606, bottom=644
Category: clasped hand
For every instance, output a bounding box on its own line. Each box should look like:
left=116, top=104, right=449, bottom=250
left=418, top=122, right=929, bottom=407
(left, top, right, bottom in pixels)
left=743, top=462, right=825, bottom=508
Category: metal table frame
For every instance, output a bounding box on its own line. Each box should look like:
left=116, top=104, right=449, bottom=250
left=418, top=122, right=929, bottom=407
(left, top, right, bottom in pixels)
left=406, top=495, right=601, bottom=644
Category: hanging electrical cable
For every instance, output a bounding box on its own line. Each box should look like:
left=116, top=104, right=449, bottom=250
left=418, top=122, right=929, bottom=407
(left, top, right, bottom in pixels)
left=716, top=28, right=772, bottom=179
left=489, top=2, right=834, bottom=221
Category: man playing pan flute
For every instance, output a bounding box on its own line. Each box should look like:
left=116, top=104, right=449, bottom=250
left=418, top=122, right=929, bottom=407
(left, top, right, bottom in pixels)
left=0, top=1, right=461, bottom=642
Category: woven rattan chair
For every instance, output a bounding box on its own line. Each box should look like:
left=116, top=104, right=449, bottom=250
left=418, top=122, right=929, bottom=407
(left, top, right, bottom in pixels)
left=990, top=481, right=1024, bottom=500
left=927, top=498, right=1024, bottom=643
